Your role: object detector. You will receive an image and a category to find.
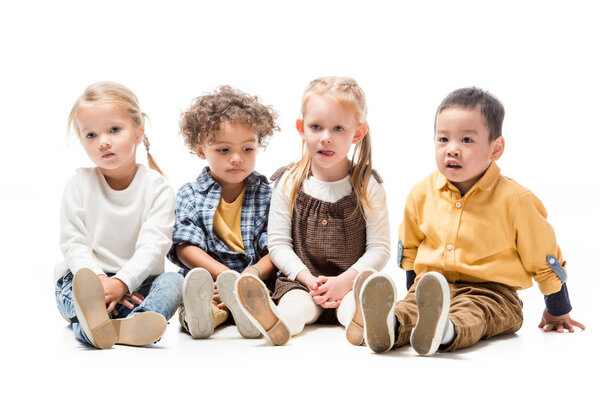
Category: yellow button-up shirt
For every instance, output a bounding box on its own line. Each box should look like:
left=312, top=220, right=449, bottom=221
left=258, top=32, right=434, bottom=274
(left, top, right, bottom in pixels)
left=399, top=162, right=564, bottom=295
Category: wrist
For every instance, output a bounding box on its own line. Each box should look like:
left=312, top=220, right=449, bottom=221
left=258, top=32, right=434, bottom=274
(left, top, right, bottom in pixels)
left=243, top=265, right=262, bottom=280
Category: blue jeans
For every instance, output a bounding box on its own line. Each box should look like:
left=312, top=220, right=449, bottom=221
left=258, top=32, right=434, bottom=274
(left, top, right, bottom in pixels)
left=55, top=270, right=183, bottom=346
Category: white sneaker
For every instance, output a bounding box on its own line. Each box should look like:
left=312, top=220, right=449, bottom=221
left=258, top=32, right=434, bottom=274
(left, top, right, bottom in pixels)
left=235, top=274, right=290, bottom=346
left=182, top=268, right=214, bottom=339
left=346, top=268, right=376, bottom=346
left=361, top=273, right=397, bottom=353
left=72, top=268, right=116, bottom=349
left=217, top=270, right=261, bottom=338
left=410, top=271, right=451, bottom=356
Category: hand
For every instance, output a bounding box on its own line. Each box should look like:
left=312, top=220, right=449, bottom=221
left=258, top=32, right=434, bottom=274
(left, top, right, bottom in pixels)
left=97, top=275, right=129, bottom=314
left=538, top=310, right=586, bottom=333
left=213, top=282, right=225, bottom=309
left=117, top=292, right=145, bottom=315
left=296, top=270, right=319, bottom=291
left=309, top=270, right=357, bottom=309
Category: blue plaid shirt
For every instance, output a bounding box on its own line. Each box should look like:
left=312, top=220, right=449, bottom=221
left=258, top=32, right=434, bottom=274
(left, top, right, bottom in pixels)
left=168, top=167, right=271, bottom=275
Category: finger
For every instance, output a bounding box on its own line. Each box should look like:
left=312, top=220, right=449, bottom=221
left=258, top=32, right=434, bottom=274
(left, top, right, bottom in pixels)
left=112, top=309, right=119, bottom=316
left=556, top=324, right=564, bottom=333
left=106, top=300, right=117, bottom=314
left=563, top=323, right=575, bottom=333
left=131, top=292, right=145, bottom=303
left=570, top=319, right=586, bottom=331
left=216, top=302, right=226, bottom=309
left=321, top=300, right=341, bottom=309
left=213, top=294, right=221, bottom=303
left=315, top=276, right=328, bottom=285
left=538, top=320, right=546, bottom=329
left=121, top=300, right=134, bottom=309
left=312, top=295, right=327, bottom=305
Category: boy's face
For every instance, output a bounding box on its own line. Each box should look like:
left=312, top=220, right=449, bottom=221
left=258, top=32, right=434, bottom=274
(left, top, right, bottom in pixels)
left=196, top=122, right=258, bottom=187
left=434, top=106, right=504, bottom=195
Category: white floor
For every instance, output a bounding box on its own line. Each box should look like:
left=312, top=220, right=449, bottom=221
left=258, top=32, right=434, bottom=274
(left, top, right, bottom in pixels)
left=8, top=266, right=594, bottom=400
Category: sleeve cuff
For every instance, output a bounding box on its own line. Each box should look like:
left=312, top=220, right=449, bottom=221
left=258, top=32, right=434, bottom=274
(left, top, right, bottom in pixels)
left=406, top=270, right=416, bottom=291
left=544, top=283, right=572, bottom=316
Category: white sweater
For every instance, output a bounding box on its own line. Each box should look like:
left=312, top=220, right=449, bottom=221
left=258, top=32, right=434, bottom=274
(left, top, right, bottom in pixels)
left=55, top=165, right=175, bottom=292
left=268, top=171, right=391, bottom=280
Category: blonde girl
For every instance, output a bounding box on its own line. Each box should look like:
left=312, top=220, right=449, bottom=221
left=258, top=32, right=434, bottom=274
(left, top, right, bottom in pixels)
left=54, top=82, right=182, bottom=349
left=235, top=76, right=391, bottom=345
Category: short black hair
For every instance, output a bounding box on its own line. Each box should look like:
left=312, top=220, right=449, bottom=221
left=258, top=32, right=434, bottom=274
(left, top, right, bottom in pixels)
left=436, top=87, right=505, bottom=141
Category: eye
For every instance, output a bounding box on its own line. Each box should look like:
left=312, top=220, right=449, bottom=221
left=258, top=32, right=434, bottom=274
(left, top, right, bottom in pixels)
left=109, top=126, right=120, bottom=133
left=85, top=132, right=97, bottom=139
left=438, top=137, right=448, bottom=143
left=216, top=148, right=229, bottom=153
left=462, top=137, right=473, bottom=143
left=243, top=147, right=255, bottom=152
left=309, top=124, right=321, bottom=130
left=333, top=125, right=344, bottom=132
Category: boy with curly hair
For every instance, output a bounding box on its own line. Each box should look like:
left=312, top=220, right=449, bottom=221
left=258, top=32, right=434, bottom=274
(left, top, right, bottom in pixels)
left=168, top=86, right=280, bottom=339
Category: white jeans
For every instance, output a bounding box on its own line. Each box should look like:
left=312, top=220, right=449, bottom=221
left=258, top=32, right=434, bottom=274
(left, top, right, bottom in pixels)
left=277, top=289, right=355, bottom=336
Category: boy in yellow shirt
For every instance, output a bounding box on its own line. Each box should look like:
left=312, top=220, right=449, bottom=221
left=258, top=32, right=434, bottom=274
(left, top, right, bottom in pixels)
left=358, top=87, right=585, bottom=355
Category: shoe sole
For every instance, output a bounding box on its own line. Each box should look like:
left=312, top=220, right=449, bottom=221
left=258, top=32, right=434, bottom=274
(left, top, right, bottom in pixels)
left=113, top=312, right=167, bottom=346
left=235, top=275, right=290, bottom=346
left=346, top=269, right=375, bottom=346
left=361, top=275, right=396, bottom=353
left=217, top=271, right=261, bottom=339
left=72, top=268, right=116, bottom=349
left=182, top=268, right=214, bottom=339
left=411, top=272, right=450, bottom=356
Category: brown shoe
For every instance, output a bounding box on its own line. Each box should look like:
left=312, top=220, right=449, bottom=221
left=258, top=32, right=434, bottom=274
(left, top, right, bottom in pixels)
left=112, top=312, right=167, bottom=346
left=72, top=268, right=116, bottom=350
left=235, top=275, right=290, bottom=346
left=346, top=268, right=376, bottom=346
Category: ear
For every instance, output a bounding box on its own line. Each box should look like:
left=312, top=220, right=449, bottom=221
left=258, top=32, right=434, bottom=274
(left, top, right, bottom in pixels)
left=195, top=144, right=207, bottom=160
left=352, top=124, right=368, bottom=144
left=296, top=119, right=305, bottom=139
left=490, top=136, right=505, bottom=161
left=136, top=125, right=145, bottom=145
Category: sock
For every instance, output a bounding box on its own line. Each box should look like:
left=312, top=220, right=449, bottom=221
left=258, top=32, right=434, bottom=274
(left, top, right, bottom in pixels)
left=440, top=319, right=455, bottom=345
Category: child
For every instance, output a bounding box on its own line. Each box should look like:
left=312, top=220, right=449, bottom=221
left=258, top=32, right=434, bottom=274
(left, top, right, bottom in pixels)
left=235, top=76, right=391, bottom=345
left=55, top=82, right=183, bottom=349
left=168, top=86, right=280, bottom=339
left=360, top=87, right=585, bottom=355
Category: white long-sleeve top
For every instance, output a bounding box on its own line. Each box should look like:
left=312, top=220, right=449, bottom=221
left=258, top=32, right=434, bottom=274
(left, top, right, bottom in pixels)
left=268, top=170, right=391, bottom=280
left=55, top=165, right=175, bottom=292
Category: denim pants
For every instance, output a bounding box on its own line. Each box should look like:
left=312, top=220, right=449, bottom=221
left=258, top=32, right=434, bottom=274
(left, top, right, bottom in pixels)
left=55, top=270, right=183, bottom=346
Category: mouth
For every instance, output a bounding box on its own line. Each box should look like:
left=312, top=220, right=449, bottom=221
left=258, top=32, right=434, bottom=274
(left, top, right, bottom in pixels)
left=446, top=161, right=462, bottom=170
left=102, top=152, right=115, bottom=159
left=317, top=150, right=335, bottom=157
left=228, top=168, right=243, bottom=174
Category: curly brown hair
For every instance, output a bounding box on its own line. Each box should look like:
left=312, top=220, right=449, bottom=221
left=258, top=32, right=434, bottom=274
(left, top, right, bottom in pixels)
left=180, top=86, right=280, bottom=152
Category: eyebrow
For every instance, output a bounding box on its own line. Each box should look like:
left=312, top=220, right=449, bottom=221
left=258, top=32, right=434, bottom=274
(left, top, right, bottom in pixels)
left=212, top=139, right=257, bottom=145
left=436, top=129, right=480, bottom=135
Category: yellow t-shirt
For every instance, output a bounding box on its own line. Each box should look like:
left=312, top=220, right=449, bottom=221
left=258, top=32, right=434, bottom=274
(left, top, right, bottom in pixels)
left=399, top=162, right=564, bottom=295
left=213, top=187, right=246, bottom=253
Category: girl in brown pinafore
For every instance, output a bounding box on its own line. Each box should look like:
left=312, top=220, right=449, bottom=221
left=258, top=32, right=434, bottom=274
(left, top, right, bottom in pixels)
left=234, top=76, right=391, bottom=345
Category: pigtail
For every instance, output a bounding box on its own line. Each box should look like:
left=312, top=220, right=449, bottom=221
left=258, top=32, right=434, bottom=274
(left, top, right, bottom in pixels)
left=143, top=136, right=164, bottom=176
left=350, top=127, right=373, bottom=215
left=286, top=145, right=312, bottom=213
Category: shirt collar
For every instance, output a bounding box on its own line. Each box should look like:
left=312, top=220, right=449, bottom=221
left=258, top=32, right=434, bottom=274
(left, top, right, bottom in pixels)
left=195, top=166, right=268, bottom=193
left=434, top=161, right=501, bottom=192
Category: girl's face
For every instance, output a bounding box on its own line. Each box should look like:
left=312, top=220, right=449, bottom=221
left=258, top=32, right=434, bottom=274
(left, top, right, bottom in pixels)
left=297, top=94, right=367, bottom=182
left=77, top=102, right=143, bottom=184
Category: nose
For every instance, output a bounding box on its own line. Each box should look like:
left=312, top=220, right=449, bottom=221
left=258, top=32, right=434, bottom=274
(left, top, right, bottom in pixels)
left=447, top=143, right=460, bottom=157
left=99, top=134, right=111, bottom=150
left=230, top=151, right=243, bottom=165
left=320, top=130, right=333, bottom=144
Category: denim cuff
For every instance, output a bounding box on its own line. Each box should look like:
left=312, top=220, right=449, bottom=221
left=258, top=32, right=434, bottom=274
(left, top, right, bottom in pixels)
left=544, top=283, right=572, bottom=316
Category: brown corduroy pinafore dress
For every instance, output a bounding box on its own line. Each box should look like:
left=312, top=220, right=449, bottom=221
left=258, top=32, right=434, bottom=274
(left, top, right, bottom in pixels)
left=270, top=167, right=382, bottom=323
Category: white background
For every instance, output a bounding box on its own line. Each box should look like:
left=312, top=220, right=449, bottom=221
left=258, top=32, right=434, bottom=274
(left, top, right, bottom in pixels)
left=1, top=1, right=597, bottom=398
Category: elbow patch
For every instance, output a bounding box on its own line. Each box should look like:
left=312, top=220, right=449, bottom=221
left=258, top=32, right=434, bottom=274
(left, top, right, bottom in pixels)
left=397, top=240, right=404, bottom=267
left=546, top=255, right=566, bottom=283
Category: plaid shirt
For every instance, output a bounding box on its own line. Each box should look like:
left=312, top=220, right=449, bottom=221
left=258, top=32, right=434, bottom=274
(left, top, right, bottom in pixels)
left=168, top=167, right=271, bottom=274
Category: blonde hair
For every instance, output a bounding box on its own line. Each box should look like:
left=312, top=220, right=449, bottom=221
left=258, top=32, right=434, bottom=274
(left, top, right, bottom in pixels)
left=67, top=81, right=163, bottom=175
left=287, top=76, right=373, bottom=215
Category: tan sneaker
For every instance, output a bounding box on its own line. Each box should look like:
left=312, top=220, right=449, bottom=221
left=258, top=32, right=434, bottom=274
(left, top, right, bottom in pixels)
left=361, top=274, right=397, bottom=353
left=113, top=312, right=167, bottom=346
left=410, top=272, right=450, bottom=356
left=72, top=268, right=116, bottom=350
left=182, top=268, right=214, bottom=339
left=235, top=274, right=290, bottom=346
left=346, top=268, right=376, bottom=346
left=217, top=270, right=261, bottom=338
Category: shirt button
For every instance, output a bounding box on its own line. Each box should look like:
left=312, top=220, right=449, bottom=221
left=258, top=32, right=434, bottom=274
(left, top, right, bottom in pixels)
left=446, top=244, right=453, bottom=251
left=321, top=219, right=328, bottom=226
left=456, top=202, right=462, bottom=208
left=549, top=258, right=555, bottom=264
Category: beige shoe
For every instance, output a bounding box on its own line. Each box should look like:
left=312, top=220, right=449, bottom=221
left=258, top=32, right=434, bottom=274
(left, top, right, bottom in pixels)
left=346, top=268, right=376, bottom=346
left=72, top=268, right=116, bottom=350
left=410, top=272, right=450, bottom=356
left=235, top=275, right=290, bottom=346
left=113, top=312, right=167, bottom=346
left=182, top=268, right=214, bottom=339
left=217, top=270, right=261, bottom=338
left=361, top=274, right=397, bottom=353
